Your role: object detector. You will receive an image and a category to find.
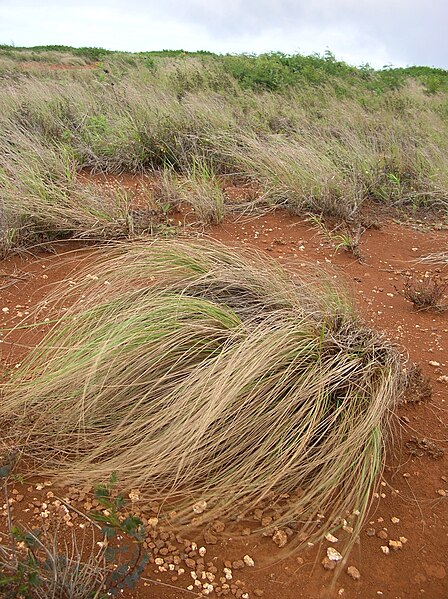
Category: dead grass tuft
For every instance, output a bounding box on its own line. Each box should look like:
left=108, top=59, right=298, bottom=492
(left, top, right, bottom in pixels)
left=400, top=273, right=447, bottom=311
left=402, top=363, right=432, bottom=404
left=1, top=240, right=405, bottom=551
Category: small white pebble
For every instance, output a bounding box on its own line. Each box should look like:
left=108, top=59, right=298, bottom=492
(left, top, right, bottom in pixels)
left=327, top=547, right=343, bottom=562
left=192, top=500, right=207, bottom=514
left=128, top=489, right=140, bottom=502
left=243, top=554, right=255, bottom=567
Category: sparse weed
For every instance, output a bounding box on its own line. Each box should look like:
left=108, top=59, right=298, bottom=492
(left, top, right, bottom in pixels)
left=400, top=273, right=448, bottom=311
left=309, top=215, right=365, bottom=259
left=0, top=461, right=148, bottom=599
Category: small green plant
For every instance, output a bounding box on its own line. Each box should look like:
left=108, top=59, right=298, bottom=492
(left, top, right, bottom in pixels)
left=309, top=215, right=365, bottom=260
left=89, top=473, right=149, bottom=596
left=387, top=173, right=401, bottom=186
left=0, top=464, right=149, bottom=598
left=332, top=225, right=364, bottom=259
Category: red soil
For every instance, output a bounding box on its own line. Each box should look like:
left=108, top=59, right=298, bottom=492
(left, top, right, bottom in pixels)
left=1, top=187, right=447, bottom=598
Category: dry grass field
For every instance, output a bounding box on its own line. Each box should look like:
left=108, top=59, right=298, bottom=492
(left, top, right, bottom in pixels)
left=0, top=47, right=447, bottom=599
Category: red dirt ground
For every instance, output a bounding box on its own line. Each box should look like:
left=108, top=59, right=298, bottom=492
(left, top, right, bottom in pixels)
left=1, top=184, right=447, bottom=598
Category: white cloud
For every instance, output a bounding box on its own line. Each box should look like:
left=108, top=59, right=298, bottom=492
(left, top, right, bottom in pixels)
left=0, top=0, right=446, bottom=68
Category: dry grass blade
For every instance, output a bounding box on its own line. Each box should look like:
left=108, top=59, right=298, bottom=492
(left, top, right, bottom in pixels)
left=417, top=252, right=448, bottom=265
left=1, top=240, right=405, bottom=552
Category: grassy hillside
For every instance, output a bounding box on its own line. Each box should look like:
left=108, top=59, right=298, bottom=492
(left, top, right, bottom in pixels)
left=0, top=46, right=447, bottom=253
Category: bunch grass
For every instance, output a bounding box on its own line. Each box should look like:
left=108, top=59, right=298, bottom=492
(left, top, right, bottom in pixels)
left=0, top=52, right=447, bottom=254
left=1, top=240, right=405, bottom=550
left=0, top=124, right=156, bottom=255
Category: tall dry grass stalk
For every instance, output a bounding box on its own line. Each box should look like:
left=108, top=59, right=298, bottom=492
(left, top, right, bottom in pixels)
left=1, top=240, right=405, bottom=550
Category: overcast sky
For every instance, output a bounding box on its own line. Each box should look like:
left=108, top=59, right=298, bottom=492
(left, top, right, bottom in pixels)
left=0, top=0, right=447, bottom=69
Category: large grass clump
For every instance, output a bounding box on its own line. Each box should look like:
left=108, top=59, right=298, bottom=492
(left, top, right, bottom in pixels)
left=1, top=240, right=404, bottom=544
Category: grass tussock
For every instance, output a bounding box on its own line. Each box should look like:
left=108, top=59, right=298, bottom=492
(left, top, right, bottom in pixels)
left=1, top=240, right=405, bottom=547
left=153, top=162, right=226, bottom=225
left=0, top=125, right=157, bottom=255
